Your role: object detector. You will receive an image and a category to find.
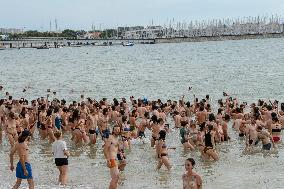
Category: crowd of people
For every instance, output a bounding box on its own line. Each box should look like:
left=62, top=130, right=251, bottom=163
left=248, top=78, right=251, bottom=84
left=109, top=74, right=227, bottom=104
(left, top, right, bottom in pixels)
left=0, top=87, right=283, bottom=189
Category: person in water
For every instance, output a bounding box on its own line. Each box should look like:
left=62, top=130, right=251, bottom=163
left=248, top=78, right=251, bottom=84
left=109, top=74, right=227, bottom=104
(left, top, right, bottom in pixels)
left=256, top=126, right=275, bottom=150
left=156, top=130, right=175, bottom=171
left=104, top=125, right=120, bottom=189
left=9, top=130, right=34, bottom=189
left=182, top=158, right=202, bottom=189
left=52, top=130, right=70, bottom=186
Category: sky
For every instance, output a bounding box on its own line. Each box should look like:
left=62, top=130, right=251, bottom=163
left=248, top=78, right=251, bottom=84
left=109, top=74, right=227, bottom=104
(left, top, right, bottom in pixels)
left=0, top=0, right=284, bottom=31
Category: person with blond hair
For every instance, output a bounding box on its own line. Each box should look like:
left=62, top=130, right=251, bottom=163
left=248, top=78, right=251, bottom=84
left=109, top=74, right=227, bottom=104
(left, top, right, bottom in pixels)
left=52, top=130, right=69, bottom=186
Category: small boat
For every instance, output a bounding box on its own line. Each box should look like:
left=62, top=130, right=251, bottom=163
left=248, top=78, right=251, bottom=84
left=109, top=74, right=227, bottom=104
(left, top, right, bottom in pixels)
left=123, top=42, right=134, bottom=46
left=37, top=45, right=49, bottom=49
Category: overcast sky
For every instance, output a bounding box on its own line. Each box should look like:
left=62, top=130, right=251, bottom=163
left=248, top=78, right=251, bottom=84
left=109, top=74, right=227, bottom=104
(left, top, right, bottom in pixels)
left=1, top=0, right=284, bottom=31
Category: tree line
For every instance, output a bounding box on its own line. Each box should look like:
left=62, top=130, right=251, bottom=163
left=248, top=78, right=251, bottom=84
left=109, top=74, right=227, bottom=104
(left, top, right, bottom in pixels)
left=6, top=29, right=119, bottom=39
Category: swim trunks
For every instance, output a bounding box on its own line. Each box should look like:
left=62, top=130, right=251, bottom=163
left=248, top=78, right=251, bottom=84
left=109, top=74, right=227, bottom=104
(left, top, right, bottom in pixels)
left=262, top=143, right=272, bottom=150
left=108, top=159, right=117, bottom=168
left=16, top=162, right=33, bottom=179
left=55, top=158, right=68, bottom=166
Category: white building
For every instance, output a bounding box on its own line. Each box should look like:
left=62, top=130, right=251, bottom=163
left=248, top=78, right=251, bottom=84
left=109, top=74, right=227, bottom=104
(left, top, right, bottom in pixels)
left=0, top=28, right=23, bottom=34
left=124, top=26, right=164, bottom=39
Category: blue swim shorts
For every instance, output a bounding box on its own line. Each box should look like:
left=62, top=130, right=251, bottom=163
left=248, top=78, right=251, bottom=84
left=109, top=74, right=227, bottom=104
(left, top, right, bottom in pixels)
left=16, top=162, right=33, bottom=179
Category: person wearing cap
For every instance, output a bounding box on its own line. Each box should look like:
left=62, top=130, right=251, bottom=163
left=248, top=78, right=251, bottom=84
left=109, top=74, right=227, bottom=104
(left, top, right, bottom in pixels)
left=10, top=130, right=34, bottom=189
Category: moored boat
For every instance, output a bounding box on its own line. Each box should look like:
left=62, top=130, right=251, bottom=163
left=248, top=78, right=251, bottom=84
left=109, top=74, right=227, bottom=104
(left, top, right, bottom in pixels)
left=122, top=42, right=134, bottom=46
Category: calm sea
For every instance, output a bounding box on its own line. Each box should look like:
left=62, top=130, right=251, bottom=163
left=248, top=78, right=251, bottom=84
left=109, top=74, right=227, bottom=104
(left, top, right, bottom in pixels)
left=0, top=38, right=284, bottom=189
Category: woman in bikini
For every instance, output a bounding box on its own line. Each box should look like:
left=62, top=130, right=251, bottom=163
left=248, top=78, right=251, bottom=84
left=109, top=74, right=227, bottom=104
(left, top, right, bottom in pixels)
left=121, top=116, right=131, bottom=149
left=150, top=115, right=160, bottom=148
left=45, top=108, right=56, bottom=143
left=156, top=130, right=174, bottom=171
left=271, top=117, right=281, bottom=143
left=129, top=109, right=138, bottom=139
left=182, top=158, right=202, bottom=189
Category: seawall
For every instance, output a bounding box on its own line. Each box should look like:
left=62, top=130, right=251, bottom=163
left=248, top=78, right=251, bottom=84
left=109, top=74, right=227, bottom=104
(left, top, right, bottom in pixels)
left=155, top=33, right=284, bottom=43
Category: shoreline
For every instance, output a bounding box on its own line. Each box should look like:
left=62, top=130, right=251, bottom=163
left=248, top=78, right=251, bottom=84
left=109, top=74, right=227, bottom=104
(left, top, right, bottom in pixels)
left=1, top=33, right=284, bottom=49
left=155, top=33, right=284, bottom=43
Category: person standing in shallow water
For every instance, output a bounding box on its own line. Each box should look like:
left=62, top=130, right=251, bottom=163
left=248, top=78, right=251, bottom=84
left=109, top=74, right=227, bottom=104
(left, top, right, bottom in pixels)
left=104, top=125, right=120, bottom=189
left=52, top=130, right=70, bottom=186
left=182, top=158, right=202, bottom=189
left=9, top=130, right=34, bottom=189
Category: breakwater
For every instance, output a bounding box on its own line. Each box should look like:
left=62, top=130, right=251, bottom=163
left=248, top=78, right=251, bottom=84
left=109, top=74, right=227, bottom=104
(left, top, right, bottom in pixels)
left=155, top=33, right=284, bottom=43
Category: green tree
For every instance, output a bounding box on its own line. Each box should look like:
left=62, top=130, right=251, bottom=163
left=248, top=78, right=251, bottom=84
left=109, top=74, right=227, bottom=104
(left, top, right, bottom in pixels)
left=61, top=29, right=77, bottom=38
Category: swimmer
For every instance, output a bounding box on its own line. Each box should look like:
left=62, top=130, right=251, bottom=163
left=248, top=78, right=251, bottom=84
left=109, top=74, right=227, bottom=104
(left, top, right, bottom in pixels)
left=182, top=158, right=202, bottom=189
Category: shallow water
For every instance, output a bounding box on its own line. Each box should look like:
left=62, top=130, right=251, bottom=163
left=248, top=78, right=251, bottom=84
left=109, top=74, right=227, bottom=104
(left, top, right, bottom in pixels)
left=1, top=38, right=284, bottom=189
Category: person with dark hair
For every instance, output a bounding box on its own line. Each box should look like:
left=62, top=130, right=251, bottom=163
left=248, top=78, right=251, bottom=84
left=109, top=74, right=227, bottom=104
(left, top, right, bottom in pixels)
left=173, top=111, right=181, bottom=128
left=203, top=125, right=219, bottom=161
left=182, top=157, right=202, bottom=189
left=150, top=115, right=160, bottom=147
left=109, top=105, right=118, bottom=123
left=6, top=112, right=18, bottom=148
left=137, top=102, right=147, bottom=118
left=61, top=107, right=69, bottom=131
left=39, top=104, right=47, bottom=139
left=10, top=130, right=34, bottom=189
left=271, top=117, right=281, bottom=143
left=196, top=106, right=207, bottom=125
left=138, top=112, right=149, bottom=140
left=45, top=108, right=55, bottom=143
left=256, top=126, right=275, bottom=150
left=86, top=108, right=98, bottom=145
left=129, top=109, right=138, bottom=138
left=98, top=108, right=110, bottom=142
left=180, top=120, right=195, bottom=150
left=156, top=130, right=174, bottom=171
left=53, top=106, right=62, bottom=130
left=103, top=125, right=120, bottom=189
left=244, top=116, right=258, bottom=151
left=221, top=114, right=230, bottom=141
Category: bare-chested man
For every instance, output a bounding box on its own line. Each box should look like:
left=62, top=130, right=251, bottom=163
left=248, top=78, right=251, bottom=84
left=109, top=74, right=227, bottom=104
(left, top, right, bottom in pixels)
left=99, top=108, right=110, bottom=142
left=104, top=125, right=120, bottom=189
left=138, top=111, right=150, bottom=138
left=86, top=108, right=98, bottom=144
left=256, top=126, right=275, bottom=150
left=137, top=102, right=147, bottom=118
left=10, top=130, right=34, bottom=189
left=173, top=111, right=181, bottom=128
left=195, top=106, right=207, bottom=125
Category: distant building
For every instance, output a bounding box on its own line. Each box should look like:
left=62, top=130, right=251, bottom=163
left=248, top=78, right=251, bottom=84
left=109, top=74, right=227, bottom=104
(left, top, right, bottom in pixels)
left=0, top=28, right=23, bottom=34
left=83, top=32, right=103, bottom=39
left=117, top=26, right=144, bottom=39
left=124, top=26, right=163, bottom=39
